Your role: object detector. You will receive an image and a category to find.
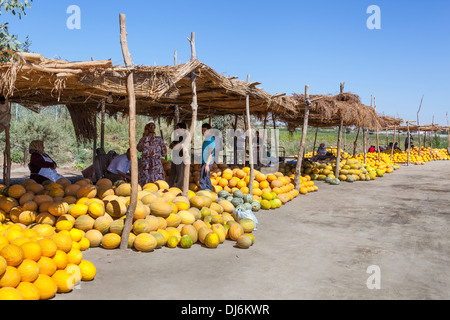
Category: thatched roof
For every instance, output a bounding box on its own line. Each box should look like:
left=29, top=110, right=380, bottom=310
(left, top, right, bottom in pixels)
left=1, top=52, right=297, bottom=141
left=279, top=92, right=381, bottom=130
left=385, top=123, right=447, bottom=132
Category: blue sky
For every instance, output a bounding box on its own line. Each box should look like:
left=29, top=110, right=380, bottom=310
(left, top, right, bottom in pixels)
left=4, top=0, right=450, bottom=126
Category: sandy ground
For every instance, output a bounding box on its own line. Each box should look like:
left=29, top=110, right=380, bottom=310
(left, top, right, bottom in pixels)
left=5, top=161, right=450, bottom=300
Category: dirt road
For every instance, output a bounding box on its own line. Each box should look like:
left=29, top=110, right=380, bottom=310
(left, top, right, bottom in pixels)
left=6, top=162, right=450, bottom=300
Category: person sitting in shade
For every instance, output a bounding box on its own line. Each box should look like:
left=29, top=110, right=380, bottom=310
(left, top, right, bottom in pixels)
left=28, top=140, right=65, bottom=184
left=104, top=149, right=131, bottom=183
left=312, top=143, right=334, bottom=161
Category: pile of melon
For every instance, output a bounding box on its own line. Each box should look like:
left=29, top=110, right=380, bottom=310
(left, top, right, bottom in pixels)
left=0, top=222, right=96, bottom=300
left=0, top=177, right=258, bottom=254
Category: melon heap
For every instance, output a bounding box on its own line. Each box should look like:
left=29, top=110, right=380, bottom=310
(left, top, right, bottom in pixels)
left=0, top=220, right=96, bottom=300
left=302, top=152, right=399, bottom=184
left=0, top=176, right=260, bottom=276
left=387, top=147, right=450, bottom=164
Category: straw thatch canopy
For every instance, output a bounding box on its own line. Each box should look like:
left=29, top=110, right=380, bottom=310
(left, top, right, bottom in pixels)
left=279, top=92, right=381, bottom=130
left=385, top=123, right=446, bottom=132
left=0, top=51, right=297, bottom=141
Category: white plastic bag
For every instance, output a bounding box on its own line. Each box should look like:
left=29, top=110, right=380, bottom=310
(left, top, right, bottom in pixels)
left=234, top=206, right=259, bottom=231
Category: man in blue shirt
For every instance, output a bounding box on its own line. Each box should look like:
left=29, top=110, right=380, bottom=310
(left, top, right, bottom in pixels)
left=200, top=123, right=215, bottom=191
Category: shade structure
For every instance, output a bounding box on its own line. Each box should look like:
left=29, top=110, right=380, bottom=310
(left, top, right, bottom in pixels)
left=0, top=51, right=298, bottom=142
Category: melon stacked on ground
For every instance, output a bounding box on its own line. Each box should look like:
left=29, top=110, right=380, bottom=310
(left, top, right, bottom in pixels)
left=0, top=220, right=96, bottom=300
left=387, top=147, right=450, bottom=165
left=0, top=177, right=258, bottom=260
left=301, top=150, right=399, bottom=185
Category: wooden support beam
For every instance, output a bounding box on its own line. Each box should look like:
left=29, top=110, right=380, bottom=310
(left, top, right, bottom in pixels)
left=430, top=115, right=434, bottom=161
left=294, top=85, right=310, bottom=190
left=374, top=97, right=381, bottom=162
left=353, top=127, right=360, bottom=157
left=100, top=99, right=106, bottom=150
left=406, top=121, right=411, bottom=166
left=119, top=13, right=139, bottom=250
left=2, top=98, right=11, bottom=186
left=335, top=83, right=345, bottom=178
left=447, top=112, right=450, bottom=153
left=312, top=127, right=319, bottom=156
left=183, top=32, right=198, bottom=197
left=245, top=75, right=255, bottom=196
left=417, top=95, right=424, bottom=156
left=391, top=118, right=397, bottom=161
left=187, top=32, right=196, bottom=61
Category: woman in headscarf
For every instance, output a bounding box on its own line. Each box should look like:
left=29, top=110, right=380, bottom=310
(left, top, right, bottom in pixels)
left=137, top=122, right=167, bottom=186
left=28, top=140, right=65, bottom=183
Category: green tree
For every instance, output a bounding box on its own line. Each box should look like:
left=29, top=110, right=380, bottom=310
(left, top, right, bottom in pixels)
left=0, top=0, right=32, bottom=60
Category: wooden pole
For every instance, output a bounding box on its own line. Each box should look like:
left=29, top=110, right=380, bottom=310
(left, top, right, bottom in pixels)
left=119, top=13, right=139, bottom=250
left=294, top=85, right=311, bottom=190
left=373, top=97, right=381, bottom=162
left=233, top=114, right=238, bottom=165
left=446, top=112, right=450, bottom=152
left=363, top=128, right=367, bottom=164
left=182, top=32, right=198, bottom=197
left=312, top=127, right=319, bottom=156
left=353, top=127, right=360, bottom=157
left=334, top=83, right=345, bottom=178
left=417, top=95, right=423, bottom=156
left=100, top=99, right=106, bottom=150
left=245, top=75, right=254, bottom=196
left=174, top=50, right=180, bottom=127
left=3, top=98, right=11, bottom=186
left=407, top=121, right=411, bottom=166
left=390, top=118, right=397, bottom=161
left=93, top=112, right=97, bottom=164
left=430, top=115, right=434, bottom=161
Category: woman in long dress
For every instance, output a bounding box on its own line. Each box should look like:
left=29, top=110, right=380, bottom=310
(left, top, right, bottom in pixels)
left=137, top=122, right=167, bottom=186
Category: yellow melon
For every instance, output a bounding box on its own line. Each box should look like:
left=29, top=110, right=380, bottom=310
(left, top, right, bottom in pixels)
left=37, top=256, right=57, bottom=276
left=17, top=282, right=40, bottom=300
left=87, top=202, right=105, bottom=219
left=20, top=242, right=42, bottom=262
left=26, top=183, right=45, bottom=195
left=166, top=213, right=181, bottom=228
left=84, top=230, right=103, bottom=248
left=76, top=185, right=97, bottom=199
left=101, top=233, right=121, bottom=249
left=0, top=287, right=23, bottom=300
left=204, top=232, right=219, bottom=248
left=17, top=259, right=40, bottom=282
left=149, top=201, right=173, bottom=218
left=93, top=216, right=111, bottom=235
left=52, top=269, right=74, bottom=293
left=33, top=195, right=53, bottom=206
left=48, top=202, right=69, bottom=217
left=52, top=250, right=68, bottom=270
left=0, top=265, right=21, bottom=288
left=50, top=233, right=73, bottom=253
left=74, top=215, right=95, bottom=232
left=33, top=274, right=57, bottom=300
left=109, top=219, right=125, bottom=236
left=1, top=244, right=24, bottom=267
left=133, top=233, right=157, bottom=252
left=38, top=239, right=58, bottom=258
left=8, top=184, right=27, bottom=199
left=228, top=223, right=244, bottom=241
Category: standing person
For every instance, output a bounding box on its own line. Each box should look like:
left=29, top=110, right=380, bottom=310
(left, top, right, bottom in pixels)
left=28, top=140, right=65, bottom=183
left=199, top=123, right=215, bottom=191
left=168, top=122, right=187, bottom=189
left=405, top=134, right=413, bottom=151
left=137, top=122, right=167, bottom=186
left=104, top=149, right=131, bottom=183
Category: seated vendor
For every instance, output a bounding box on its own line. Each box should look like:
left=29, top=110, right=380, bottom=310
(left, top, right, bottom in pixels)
left=28, top=140, right=65, bottom=184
